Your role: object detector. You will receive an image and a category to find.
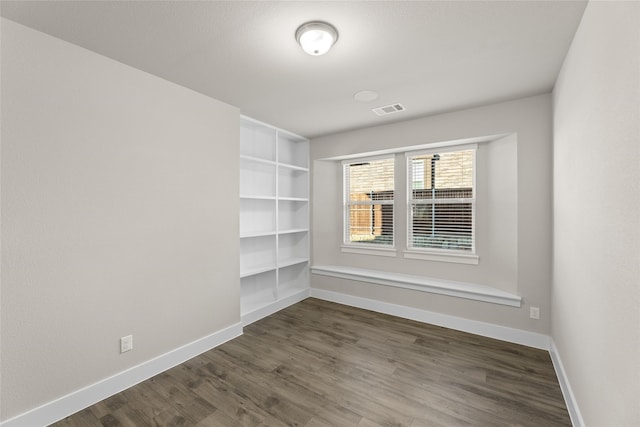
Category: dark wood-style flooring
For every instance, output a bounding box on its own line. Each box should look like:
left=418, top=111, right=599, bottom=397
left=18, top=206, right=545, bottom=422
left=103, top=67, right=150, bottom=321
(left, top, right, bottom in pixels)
left=52, top=298, right=571, bottom=426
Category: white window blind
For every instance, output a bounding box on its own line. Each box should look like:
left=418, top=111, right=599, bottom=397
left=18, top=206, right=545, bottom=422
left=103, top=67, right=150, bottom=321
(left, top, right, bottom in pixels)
left=344, top=157, right=394, bottom=246
left=407, top=147, right=475, bottom=252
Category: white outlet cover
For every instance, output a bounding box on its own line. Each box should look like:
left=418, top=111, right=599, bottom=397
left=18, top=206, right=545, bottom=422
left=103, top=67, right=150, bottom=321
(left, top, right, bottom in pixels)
left=120, top=335, right=133, bottom=353
left=529, top=307, right=540, bottom=320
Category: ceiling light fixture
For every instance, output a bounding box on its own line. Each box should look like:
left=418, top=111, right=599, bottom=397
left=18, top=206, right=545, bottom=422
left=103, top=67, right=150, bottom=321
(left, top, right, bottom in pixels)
left=295, top=21, right=338, bottom=56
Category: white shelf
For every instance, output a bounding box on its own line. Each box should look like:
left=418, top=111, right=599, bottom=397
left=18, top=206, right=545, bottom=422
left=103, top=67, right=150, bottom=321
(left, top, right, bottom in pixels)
left=279, top=232, right=309, bottom=262
left=241, top=270, right=277, bottom=313
left=279, top=200, right=308, bottom=231
left=240, top=154, right=277, bottom=166
left=279, top=196, right=308, bottom=202
left=239, top=116, right=310, bottom=326
left=240, top=158, right=276, bottom=199
left=240, top=234, right=276, bottom=274
left=278, top=132, right=309, bottom=169
left=240, top=198, right=275, bottom=236
left=279, top=263, right=310, bottom=295
left=240, top=231, right=277, bottom=239
left=240, top=195, right=277, bottom=200
left=278, top=257, right=309, bottom=269
left=240, top=120, right=276, bottom=161
left=240, top=264, right=277, bottom=278
left=278, top=228, right=309, bottom=235
left=279, top=162, right=308, bottom=172
left=278, top=167, right=308, bottom=199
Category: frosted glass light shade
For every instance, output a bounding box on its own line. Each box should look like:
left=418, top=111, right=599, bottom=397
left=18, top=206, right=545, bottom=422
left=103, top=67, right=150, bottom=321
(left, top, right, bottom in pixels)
left=296, top=22, right=338, bottom=56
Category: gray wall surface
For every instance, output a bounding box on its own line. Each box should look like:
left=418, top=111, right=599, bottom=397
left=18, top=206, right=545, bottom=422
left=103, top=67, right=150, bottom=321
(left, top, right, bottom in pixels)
left=1, top=19, right=240, bottom=420
left=552, top=1, right=640, bottom=425
left=311, top=94, right=553, bottom=334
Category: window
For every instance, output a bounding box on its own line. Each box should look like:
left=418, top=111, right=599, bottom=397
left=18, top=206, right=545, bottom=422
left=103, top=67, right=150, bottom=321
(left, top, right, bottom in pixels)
left=407, top=146, right=476, bottom=253
left=343, top=157, right=394, bottom=247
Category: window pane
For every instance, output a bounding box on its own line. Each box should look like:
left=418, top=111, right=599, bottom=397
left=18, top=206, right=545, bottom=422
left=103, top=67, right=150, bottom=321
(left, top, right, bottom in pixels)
left=348, top=204, right=393, bottom=245
left=410, top=150, right=473, bottom=199
left=348, top=159, right=394, bottom=201
left=411, top=203, right=472, bottom=251
left=345, top=158, right=394, bottom=245
left=408, top=148, right=475, bottom=252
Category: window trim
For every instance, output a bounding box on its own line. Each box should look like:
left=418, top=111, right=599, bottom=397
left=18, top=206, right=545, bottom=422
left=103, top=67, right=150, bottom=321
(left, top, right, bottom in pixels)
left=341, top=245, right=398, bottom=257
left=405, top=144, right=477, bottom=261
left=342, top=154, right=396, bottom=252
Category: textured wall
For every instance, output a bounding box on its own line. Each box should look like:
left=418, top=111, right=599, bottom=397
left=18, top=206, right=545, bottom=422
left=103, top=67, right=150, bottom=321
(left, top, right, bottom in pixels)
left=1, top=19, right=240, bottom=420
left=552, top=2, right=640, bottom=425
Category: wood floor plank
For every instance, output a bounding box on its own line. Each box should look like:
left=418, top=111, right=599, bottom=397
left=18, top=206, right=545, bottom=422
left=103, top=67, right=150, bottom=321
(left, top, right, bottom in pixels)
left=51, top=298, right=571, bottom=427
left=52, top=408, right=103, bottom=427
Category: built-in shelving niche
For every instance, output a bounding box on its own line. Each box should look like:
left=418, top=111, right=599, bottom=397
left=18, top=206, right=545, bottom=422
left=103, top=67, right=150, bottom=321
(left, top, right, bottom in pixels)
left=239, top=116, right=310, bottom=326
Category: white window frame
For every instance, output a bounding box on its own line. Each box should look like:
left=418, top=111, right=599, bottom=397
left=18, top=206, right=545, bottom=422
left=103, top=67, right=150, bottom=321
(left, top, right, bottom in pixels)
left=342, top=155, right=397, bottom=256
left=405, top=144, right=479, bottom=264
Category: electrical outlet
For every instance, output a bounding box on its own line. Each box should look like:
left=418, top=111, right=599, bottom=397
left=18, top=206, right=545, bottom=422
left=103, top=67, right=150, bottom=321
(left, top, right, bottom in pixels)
left=529, top=307, right=540, bottom=320
left=120, top=335, right=133, bottom=353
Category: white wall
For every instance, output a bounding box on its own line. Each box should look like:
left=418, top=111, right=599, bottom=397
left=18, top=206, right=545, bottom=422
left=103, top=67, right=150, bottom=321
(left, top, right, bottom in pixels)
left=0, top=19, right=240, bottom=421
left=552, top=1, right=640, bottom=425
left=311, top=94, right=552, bottom=334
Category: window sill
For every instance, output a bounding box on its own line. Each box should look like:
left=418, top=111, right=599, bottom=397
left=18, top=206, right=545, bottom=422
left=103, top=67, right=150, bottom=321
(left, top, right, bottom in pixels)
left=404, top=250, right=479, bottom=265
left=341, top=245, right=397, bottom=257
left=311, top=265, right=521, bottom=307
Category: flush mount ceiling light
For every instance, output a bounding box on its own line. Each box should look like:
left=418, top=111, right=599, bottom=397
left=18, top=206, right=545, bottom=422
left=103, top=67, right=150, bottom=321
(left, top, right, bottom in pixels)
left=295, top=21, right=338, bottom=56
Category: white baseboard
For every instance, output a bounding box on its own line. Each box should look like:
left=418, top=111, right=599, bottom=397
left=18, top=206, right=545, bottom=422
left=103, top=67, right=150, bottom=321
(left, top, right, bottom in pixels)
left=0, top=322, right=243, bottom=427
left=549, top=339, right=584, bottom=427
left=241, top=288, right=310, bottom=326
left=310, top=288, right=550, bottom=350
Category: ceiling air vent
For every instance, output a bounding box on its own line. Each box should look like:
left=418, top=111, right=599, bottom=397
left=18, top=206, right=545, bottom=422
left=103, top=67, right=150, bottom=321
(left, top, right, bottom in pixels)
left=372, top=103, right=406, bottom=116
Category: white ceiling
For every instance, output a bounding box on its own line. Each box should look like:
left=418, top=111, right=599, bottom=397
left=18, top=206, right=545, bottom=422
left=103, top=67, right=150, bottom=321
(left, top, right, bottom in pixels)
left=1, top=1, right=587, bottom=138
